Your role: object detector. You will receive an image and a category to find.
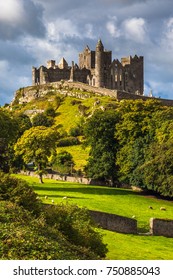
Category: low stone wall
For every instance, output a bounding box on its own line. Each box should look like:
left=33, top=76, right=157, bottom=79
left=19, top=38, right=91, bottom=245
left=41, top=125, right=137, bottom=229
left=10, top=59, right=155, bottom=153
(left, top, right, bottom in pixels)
left=89, top=210, right=137, bottom=234
left=150, top=218, right=173, bottom=237
left=19, top=171, right=109, bottom=186
left=116, top=90, right=173, bottom=106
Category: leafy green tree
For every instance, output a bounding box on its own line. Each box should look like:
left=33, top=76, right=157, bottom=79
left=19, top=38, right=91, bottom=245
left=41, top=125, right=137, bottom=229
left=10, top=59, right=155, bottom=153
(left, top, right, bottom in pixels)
left=52, top=151, right=74, bottom=174
left=14, top=126, right=58, bottom=183
left=14, top=113, right=32, bottom=137
left=135, top=141, right=173, bottom=197
left=0, top=109, right=19, bottom=172
left=115, top=99, right=168, bottom=186
left=0, top=109, right=18, bottom=142
left=84, top=110, right=118, bottom=185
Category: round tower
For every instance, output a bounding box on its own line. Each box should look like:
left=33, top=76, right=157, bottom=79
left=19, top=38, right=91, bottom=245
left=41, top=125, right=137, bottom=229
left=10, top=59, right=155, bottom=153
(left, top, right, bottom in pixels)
left=95, top=39, right=104, bottom=87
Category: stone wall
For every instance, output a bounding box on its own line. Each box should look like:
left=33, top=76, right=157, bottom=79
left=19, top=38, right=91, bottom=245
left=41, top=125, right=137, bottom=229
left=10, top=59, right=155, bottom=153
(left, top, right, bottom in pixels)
left=13, top=81, right=173, bottom=107
left=89, top=210, right=137, bottom=234
left=116, top=90, right=173, bottom=106
left=150, top=218, right=173, bottom=237
left=19, top=171, right=109, bottom=186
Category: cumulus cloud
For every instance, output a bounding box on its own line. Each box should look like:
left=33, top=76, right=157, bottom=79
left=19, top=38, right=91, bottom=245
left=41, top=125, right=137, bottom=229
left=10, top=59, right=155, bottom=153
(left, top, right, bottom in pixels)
left=47, top=18, right=80, bottom=40
left=162, top=17, right=173, bottom=50
left=0, top=0, right=24, bottom=24
left=0, top=0, right=45, bottom=40
left=106, top=17, right=121, bottom=38
left=1, top=0, right=173, bottom=104
left=123, top=17, right=147, bottom=43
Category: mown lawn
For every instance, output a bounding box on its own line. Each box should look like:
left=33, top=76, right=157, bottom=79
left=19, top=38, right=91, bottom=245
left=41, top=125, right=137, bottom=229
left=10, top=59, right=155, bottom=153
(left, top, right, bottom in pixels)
left=15, top=174, right=173, bottom=260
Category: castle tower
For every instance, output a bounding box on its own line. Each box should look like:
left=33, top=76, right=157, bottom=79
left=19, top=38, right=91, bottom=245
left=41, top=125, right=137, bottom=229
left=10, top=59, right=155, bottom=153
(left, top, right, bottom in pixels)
left=95, top=39, right=104, bottom=87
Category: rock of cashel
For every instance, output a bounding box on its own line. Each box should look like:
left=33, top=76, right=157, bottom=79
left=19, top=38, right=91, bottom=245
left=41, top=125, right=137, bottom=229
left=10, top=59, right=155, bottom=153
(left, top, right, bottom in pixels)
left=13, top=39, right=173, bottom=106
left=32, top=39, right=144, bottom=95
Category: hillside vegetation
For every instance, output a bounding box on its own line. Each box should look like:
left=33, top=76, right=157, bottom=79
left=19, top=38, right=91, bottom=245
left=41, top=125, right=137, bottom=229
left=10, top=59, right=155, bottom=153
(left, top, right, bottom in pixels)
left=10, top=82, right=118, bottom=171
left=2, top=81, right=173, bottom=197
left=14, top=174, right=173, bottom=260
left=0, top=172, right=107, bottom=259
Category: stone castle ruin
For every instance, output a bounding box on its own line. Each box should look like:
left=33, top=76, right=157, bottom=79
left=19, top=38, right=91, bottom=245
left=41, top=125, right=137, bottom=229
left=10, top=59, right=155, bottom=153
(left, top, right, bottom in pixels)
left=32, top=39, right=144, bottom=95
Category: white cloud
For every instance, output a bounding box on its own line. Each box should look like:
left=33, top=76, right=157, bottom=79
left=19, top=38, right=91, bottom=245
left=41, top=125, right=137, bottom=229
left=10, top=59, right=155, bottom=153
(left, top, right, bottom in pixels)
left=106, top=19, right=121, bottom=38
left=47, top=19, right=80, bottom=39
left=123, top=17, right=147, bottom=43
left=0, top=0, right=45, bottom=40
left=0, top=0, right=24, bottom=24
left=145, top=80, right=173, bottom=99
left=22, top=36, right=61, bottom=64
left=162, top=17, right=173, bottom=50
left=85, top=23, right=95, bottom=39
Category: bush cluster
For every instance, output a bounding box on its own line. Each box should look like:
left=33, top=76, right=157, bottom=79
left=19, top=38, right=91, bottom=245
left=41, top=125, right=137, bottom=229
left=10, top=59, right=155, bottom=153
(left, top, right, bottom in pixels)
left=57, top=136, right=80, bottom=147
left=0, top=173, right=107, bottom=259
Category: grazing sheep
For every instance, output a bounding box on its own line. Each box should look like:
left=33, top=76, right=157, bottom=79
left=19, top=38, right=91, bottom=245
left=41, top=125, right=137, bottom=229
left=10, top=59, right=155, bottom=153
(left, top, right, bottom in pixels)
left=62, top=196, right=67, bottom=200
left=51, top=199, right=54, bottom=204
left=132, top=215, right=136, bottom=219
left=45, top=196, right=48, bottom=199
left=160, top=207, right=166, bottom=211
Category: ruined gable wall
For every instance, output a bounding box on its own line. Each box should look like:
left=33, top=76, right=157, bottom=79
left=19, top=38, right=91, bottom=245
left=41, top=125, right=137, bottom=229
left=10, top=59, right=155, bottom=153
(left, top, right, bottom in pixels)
left=123, top=56, right=144, bottom=95
left=39, top=67, right=71, bottom=84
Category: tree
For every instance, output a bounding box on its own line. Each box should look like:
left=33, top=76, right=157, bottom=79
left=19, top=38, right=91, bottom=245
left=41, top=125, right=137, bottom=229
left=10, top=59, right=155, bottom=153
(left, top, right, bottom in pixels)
left=0, top=109, right=19, bottom=172
left=52, top=151, right=74, bottom=174
left=115, top=99, right=167, bottom=186
left=135, top=141, right=173, bottom=197
left=14, top=113, right=32, bottom=137
left=14, top=126, right=58, bottom=183
left=84, top=110, right=118, bottom=185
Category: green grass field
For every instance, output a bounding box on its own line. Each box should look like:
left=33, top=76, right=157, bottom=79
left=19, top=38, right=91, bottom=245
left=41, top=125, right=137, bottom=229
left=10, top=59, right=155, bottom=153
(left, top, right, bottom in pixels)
left=15, top=174, right=173, bottom=260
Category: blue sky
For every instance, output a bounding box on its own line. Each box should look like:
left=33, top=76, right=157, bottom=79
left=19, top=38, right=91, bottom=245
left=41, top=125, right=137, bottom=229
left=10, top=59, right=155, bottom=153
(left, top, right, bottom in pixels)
left=1, top=0, right=173, bottom=104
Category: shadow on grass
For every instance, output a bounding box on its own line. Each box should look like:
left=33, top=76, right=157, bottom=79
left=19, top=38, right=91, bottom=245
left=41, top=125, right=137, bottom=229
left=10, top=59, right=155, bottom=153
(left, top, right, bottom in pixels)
left=33, top=184, right=138, bottom=196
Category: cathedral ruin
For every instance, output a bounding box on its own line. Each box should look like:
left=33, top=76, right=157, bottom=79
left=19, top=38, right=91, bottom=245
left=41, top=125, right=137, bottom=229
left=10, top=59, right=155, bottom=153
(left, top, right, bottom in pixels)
left=32, top=39, right=144, bottom=95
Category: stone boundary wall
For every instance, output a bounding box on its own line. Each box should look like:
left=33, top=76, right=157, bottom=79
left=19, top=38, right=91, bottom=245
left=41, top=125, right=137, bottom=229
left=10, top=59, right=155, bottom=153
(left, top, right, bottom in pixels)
left=150, top=218, right=173, bottom=237
left=116, top=91, right=173, bottom=106
left=19, top=171, right=109, bottom=186
left=89, top=210, right=137, bottom=234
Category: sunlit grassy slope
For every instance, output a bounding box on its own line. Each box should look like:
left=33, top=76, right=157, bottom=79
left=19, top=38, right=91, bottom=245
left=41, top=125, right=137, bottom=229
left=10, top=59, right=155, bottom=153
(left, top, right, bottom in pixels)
left=12, top=86, right=118, bottom=170
left=14, top=174, right=173, bottom=260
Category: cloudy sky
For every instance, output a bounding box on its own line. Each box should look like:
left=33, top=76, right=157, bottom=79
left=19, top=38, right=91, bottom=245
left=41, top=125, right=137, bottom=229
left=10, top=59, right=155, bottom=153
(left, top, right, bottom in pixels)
left=1, top=0, right=173, bottom=105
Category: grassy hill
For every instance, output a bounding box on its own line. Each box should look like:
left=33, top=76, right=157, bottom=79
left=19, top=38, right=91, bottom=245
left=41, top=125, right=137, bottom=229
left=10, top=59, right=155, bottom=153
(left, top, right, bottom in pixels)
left=10, top=82, right=118, bottom=170
left=14, top=174, right=173, bottom=260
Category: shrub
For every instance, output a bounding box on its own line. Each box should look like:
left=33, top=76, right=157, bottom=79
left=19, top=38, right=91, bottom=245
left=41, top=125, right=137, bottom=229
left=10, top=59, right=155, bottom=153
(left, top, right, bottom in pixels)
left=0, top=201, right=98, bottom=260
left=44, top=204, right=108, bottom=258
left=0, top=173, right=107, bottom=259
left=70, top=99, right=82, bottom=106
left=32, top=113, right=53, bottom=127
left=69, top=126, right=81, bottom=137
left=57, top=136, right=80, bottom=147
left=51, top=151, right=74, bottom=174
left=0, top=172, right=41, bottom=215
left=45, top=106, right=56, bottom=117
